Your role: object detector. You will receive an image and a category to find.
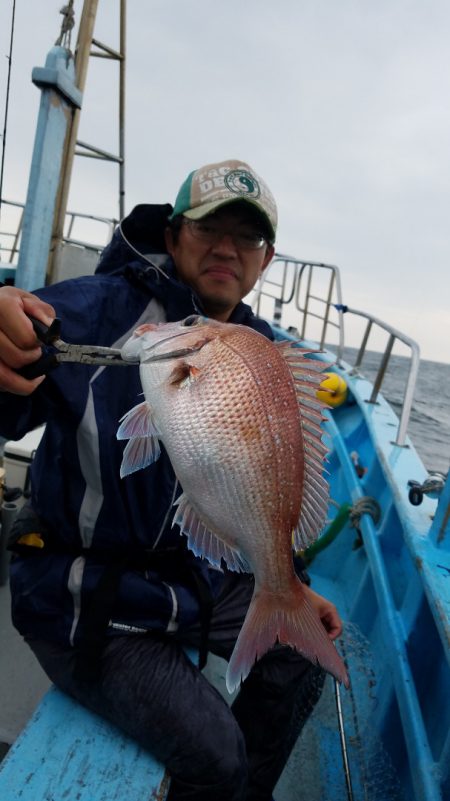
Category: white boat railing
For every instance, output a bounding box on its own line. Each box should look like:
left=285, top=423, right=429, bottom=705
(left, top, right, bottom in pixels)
left=0, top=199, right=25, bottom=264
left=0, top=198, right=117, bottom=264
left=251, top=255, right=420, bottom=447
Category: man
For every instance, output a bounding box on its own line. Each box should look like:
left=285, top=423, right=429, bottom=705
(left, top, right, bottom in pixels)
left=0, top=159, right=341, bottom=800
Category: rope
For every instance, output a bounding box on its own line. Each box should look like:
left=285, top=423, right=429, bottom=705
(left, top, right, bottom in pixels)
left=55, top=1, right=76, bottom=48
left=349, top=496, right=381, bottom=530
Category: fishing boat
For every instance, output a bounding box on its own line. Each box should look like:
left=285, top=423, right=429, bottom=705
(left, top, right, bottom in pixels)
left=0, top=3, right=448, bottom=800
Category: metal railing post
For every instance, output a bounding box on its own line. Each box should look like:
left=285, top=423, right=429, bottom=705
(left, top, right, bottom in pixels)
left=251, top=257, right=420, bottom=444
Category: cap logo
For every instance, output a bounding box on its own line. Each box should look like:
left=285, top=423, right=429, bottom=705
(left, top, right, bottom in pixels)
left=224, top=169, right=261, bottom=199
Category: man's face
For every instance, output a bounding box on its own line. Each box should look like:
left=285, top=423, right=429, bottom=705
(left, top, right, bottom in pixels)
left=165, top=205, right=274, bottom=321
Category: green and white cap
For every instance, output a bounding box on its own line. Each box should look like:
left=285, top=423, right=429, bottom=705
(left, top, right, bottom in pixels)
left=171, top=159, right=277, bottom=243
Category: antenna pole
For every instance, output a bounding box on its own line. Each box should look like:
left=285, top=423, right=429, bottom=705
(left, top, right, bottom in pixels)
left=47, top=0, right=127, bottom=283
left=47, top=0, right=99, bottom=283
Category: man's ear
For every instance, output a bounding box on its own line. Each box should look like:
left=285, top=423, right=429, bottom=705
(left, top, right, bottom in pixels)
left=164, top=227, right=175, bottom=257
left=261, top=244, right=275, bottom=273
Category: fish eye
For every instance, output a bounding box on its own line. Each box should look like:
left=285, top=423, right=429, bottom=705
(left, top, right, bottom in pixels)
left=182, top=315, right=202, bottom=327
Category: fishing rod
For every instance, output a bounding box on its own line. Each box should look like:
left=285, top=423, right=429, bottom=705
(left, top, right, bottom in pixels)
left=334, top=677, right=355, bottom=801
left=0, top=0, right=17, bottom=230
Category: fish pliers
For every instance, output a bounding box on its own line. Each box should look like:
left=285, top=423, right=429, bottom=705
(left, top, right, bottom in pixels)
left=18, top=316, right=134, bottom=379
left=19, top=316, right=200, bottom=379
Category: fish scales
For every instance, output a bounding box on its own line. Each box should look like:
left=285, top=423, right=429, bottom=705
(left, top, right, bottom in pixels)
left=147, top=331, right=302, bottom=558
left=118, top=316, right=349, bottom=690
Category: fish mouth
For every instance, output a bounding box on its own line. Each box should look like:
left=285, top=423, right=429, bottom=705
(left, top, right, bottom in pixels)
left=140, top=329, right=206, bottom=363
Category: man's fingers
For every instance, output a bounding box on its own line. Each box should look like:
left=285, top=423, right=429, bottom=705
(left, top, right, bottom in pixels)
left=0, top=287, right=54, bottom=394
left=0, top=288, right=55, bottom=349
left=323, top=612, right=342, bottom=641
left=0, top=360, right=46, bottom=395
left=21, top=295, right=55, bottom=327
left=0, top=328, right=43, bottom=369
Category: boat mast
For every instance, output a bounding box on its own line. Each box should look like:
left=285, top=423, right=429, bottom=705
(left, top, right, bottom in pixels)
left=47, top=0, right=126, bottom=284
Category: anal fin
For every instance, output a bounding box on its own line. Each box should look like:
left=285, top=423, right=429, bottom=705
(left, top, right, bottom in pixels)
left=173, top=494, right=251, bottom=573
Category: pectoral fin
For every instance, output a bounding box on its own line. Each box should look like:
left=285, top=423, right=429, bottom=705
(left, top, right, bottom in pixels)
left=169, top=362, right=202, bottom=388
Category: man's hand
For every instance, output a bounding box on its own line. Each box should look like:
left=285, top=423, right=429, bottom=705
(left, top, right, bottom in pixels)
left=0, top=286, right=55, bottom=395
left=303, top=584, right=343, bottom=641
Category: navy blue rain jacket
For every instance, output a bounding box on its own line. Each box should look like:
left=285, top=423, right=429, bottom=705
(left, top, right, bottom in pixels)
left=0, top=204, right=273, bottom=647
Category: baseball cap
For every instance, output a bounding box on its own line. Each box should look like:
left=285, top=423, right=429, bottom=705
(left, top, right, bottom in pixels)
left=170, top=159, right=278, bottom=243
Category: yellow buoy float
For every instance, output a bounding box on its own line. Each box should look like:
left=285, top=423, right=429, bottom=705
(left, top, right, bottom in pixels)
left=317, top=372, right=348, bottom=407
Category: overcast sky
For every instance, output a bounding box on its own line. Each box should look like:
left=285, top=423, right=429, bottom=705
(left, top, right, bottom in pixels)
left=1, top=0, right=449, bottom=362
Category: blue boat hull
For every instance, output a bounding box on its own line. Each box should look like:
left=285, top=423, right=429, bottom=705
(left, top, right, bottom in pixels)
left=270, top=344, right=449, bottom=801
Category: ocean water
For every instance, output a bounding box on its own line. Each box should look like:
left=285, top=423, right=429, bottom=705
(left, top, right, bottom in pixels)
left=342, top=348, right=450, bottom=476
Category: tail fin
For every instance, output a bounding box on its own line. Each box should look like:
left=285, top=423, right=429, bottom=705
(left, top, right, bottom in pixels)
left=226, top=580, right=349, bottom=693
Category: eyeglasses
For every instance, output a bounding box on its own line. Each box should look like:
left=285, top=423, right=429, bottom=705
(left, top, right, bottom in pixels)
left=182, top=218, right=268, bottom=250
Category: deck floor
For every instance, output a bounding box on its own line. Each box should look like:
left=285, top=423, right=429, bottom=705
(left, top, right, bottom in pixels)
left=0, top=581, right=51, bottom=748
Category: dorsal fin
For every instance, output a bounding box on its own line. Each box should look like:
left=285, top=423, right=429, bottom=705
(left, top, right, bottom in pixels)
left=276, top=342, right=331, bottom=549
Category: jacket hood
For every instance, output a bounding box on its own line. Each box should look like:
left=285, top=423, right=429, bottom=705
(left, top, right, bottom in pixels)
left=96, top=203, right=173, bottom=276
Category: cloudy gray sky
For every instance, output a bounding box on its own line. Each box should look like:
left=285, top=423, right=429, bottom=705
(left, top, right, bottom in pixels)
left=1, top=0, right=449, bottom=362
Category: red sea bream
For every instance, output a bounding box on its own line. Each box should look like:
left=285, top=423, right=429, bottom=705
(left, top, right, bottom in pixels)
left=118, top=315, right=349, bottom=691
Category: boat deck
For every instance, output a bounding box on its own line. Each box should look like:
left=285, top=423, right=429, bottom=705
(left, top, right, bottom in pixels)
left=0, top=581, right=50, bottom=749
